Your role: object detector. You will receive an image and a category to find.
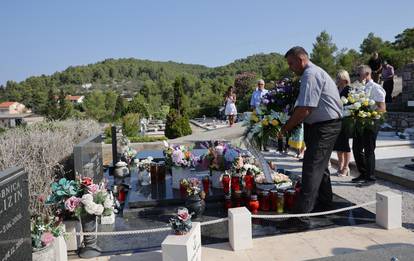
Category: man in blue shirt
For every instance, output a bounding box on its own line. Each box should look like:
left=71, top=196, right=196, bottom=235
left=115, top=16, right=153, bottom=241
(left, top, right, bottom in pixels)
left=250, top=79, right=269, bottom=151
left=250, top=79, right=268, bottom=110
left=280, top=46, right=342, bottom=228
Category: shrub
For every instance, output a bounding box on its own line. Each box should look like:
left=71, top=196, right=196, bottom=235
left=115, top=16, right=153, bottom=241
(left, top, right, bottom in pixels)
left=0, top=119, right=101, bottom=217
left=122, top=113, right=140, bottom=137
left=165, top=109, right=192, bottom=139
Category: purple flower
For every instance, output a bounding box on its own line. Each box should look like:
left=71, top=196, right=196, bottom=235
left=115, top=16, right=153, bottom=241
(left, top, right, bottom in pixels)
left=262, top=99, right=269, bottom=105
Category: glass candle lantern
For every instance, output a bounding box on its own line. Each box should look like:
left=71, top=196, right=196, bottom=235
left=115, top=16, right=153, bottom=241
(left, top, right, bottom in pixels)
left=222, top=174, right=231, bottom=194
left=231, top=176, right=241, bottom=192
left=249, top=195, right=260, bottom=214
left=276, top=192, right=285, bottom=214
left=259, top=191, right=270, bottom=211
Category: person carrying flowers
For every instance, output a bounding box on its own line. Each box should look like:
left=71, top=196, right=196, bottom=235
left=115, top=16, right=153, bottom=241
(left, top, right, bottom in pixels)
left=351, top=65, right=386, bottom=185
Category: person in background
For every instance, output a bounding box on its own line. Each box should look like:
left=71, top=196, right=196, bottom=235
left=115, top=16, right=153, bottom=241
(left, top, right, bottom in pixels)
left=382, top=61, right=395, bottom=103
left=280, top=46, right=342, bottom=227
left=224, top=86, right=237, bottom=127
left=250, top=79, right=269, bottom=150
left=250, top=79, right=268, bottom=111
left=277, top=78, right=291, bottom=154
left=288, top=123, right=305, bottom=159
left=352, top=65, right=386, bottom=185
left=333, top=70, right=352, bottom=177
left=368, top=52, right=382, bottom=83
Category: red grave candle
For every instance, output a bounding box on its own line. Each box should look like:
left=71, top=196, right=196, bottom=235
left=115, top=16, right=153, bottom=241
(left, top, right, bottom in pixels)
left=231, top=176, right=241, bottom=192
left=244, top=172, right=254, bottom=191
left=249, top=195, right=260, bottom=214
left=222, top=174, right=231, bottom=194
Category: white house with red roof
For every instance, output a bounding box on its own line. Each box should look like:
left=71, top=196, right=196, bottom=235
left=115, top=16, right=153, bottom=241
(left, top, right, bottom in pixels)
left=0, top=101, right=30, bottom=114
left=0, top=101, right=43, bottom=128
left=66, top=95, right=84, bottom=104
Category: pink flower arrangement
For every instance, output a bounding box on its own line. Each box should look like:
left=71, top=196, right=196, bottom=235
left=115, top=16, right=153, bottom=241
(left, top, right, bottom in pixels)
left=64, top=196, right=81, bottom=212
left=87, top=184, right=100, bottom=194
left=177, top=208, right=191, bottom=222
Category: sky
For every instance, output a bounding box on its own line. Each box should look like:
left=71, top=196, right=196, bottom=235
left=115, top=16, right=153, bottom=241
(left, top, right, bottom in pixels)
left=0, top=0, right=413, bottom=85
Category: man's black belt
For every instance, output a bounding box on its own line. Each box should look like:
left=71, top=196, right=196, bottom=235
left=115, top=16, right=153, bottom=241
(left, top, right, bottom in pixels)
left=305, top=118, right=341, bottom=126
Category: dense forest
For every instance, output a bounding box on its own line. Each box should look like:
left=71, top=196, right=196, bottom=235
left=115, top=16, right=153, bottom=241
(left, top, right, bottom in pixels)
left=1, top=28, right=413, bottom=122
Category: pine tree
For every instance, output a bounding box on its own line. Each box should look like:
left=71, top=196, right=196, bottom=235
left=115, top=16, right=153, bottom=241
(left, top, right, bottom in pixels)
left=311, top=31, right=338, bottom=76
left=46, top=88, right=58, bottom=120
left=165, top=77, right=192, bottom=139
left=114, top=94, right=125, bottom=120
left=57, top=88, right=73, bottom=120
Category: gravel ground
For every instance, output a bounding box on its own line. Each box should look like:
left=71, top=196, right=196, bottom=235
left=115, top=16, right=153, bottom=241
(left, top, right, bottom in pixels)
left=330, top=167, right=414, bottom=231
left=262, top=150, right=414, bottom=232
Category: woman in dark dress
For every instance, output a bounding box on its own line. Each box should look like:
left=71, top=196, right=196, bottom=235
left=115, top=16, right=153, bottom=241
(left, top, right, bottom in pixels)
left=333, top=70, right=352, bottom=176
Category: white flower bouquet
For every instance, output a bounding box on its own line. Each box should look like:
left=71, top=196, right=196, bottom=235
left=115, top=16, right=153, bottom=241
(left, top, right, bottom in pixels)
left=342, top=86, right=385, bottom=136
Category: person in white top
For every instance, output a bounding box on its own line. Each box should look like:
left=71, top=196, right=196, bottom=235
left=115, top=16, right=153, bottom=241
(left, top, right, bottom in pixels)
left=224, top=86, right=237, bottom=127
left=352, top=65, right=386, bottom=185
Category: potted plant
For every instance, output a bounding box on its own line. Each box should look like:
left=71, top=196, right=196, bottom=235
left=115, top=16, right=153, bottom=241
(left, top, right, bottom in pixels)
left=169, top=207, right=193, bottom=235
left=31, top=215, right=64, bottom=261
left=184, top=178, right=205, bottom=218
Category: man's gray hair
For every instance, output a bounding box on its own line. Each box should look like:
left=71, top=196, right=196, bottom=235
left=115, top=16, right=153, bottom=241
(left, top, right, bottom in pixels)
left=257, top=79, right=265, bottom=85
left=357, top=65, right=372, bottom=75
left=285, top=46, right=309, bottom=58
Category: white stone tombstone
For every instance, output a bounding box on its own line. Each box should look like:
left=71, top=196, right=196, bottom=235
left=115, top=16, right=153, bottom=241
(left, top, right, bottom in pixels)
left=162, top=222, right=201, bottom=261
left=376, top=191, right=402, bottom=229
left=228, top=207, right=252, bottom=251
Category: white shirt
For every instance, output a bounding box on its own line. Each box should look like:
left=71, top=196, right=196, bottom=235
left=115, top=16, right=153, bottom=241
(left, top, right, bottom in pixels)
left=365, top=80, right=386, bottom=103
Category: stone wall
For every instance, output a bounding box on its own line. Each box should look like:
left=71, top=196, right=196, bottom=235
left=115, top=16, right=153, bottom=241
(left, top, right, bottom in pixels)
left=402, top=63, right=414, bottom=107
left=386, top=112, right=414, bottom=130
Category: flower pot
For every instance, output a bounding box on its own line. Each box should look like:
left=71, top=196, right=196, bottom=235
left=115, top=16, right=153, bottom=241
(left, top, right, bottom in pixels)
left=185, top=194, right=205, bottom=218
left=32, top=242, right=56, bottom=261
left=100, top=212, right=115, bottom=225
left=211, top=170, right=223, bottom=188
left=171, top=167, right=191, bottom=189
left=78, top=214, right=101, bottom=258
left=63, top=220, right=82, bottom=251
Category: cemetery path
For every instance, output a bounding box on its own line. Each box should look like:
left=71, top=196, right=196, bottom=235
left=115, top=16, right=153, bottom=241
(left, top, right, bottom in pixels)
left=170, top=122, right=245, bottom=143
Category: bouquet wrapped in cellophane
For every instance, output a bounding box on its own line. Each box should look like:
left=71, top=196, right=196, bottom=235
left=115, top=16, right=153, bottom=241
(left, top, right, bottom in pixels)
left=244, top=81, right=299, bottom=148
left=342, top=85, right=385, bottom=136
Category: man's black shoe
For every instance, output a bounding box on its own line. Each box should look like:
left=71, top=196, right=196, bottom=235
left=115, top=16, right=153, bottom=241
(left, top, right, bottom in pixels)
left=351, top=176, right=365, bottom=183
left=361, top=177, right=376, bottom=186
left=357, top=178, right=376, bottom=187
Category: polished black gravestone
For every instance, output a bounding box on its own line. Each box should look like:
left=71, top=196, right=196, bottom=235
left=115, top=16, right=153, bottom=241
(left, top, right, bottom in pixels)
left=96, top=165, right=375, bottom=255
left=95, top=194, right=375, bottom=255
left=128, top=149, right=216, bottom=209
left=74, top=134, right=103, bottom=182
left=0, top=167, right=31, bottom=261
